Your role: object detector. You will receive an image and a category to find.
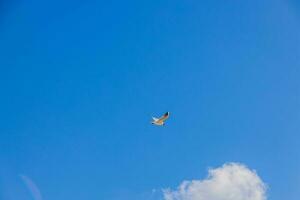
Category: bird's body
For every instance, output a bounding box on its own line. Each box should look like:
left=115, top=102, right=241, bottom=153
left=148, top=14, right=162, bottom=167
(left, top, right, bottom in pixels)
left=151, top=112, right=170, bottom=126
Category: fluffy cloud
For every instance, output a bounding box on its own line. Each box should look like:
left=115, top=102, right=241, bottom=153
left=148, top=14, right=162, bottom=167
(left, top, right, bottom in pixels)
left=163, top=163, right=267, bottom=200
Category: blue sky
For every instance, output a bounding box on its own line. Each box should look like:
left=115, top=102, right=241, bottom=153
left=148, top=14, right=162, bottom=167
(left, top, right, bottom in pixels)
left=0, top=0, right=300, bottom=199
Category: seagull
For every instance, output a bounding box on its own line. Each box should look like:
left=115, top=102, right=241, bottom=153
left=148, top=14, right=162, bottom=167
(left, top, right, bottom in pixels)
left=151, top=112, right=170, bottom=126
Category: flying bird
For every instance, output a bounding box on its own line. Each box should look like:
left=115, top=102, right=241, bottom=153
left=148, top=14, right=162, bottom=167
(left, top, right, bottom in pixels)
left=151, top=112, right=170, bottom=126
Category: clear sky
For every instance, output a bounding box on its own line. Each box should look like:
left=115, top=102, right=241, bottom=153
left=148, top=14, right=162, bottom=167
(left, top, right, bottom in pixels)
left=0, top=0, right=300, bottom=200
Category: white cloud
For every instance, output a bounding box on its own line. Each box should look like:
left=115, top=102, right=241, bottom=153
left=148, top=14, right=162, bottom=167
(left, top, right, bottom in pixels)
left=163, top=163, right=267, bottom=200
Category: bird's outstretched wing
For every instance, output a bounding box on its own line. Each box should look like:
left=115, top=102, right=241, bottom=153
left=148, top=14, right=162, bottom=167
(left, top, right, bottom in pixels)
left=158, top=112, right=169, bottom=122
left=152, top=117, right=159, bottom=121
